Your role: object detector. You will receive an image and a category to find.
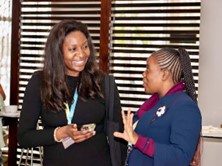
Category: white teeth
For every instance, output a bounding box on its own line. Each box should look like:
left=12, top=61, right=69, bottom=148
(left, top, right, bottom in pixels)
left=72, top=60, right=84, bottom=65
left=75, top=61, right=83, bottom=64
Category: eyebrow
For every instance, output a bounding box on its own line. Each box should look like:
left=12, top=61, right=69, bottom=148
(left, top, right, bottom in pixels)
left=64, top=38, right=88, bottom=45
left=81, top=39, right=88, bottom=45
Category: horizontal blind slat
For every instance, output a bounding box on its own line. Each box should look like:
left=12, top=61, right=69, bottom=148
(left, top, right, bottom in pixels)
left=110, top=0, right=200, bottom=110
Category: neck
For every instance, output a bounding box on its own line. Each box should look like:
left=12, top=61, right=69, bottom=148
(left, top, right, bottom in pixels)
left=158, top=81, right=175, bottom=98
left=160, top=81, right=185, bottom=98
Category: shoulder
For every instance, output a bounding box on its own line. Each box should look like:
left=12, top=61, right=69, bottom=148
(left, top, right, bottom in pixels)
left=31, top=70, right=43, bottom=79
left=172, top=92, right=199, bottom=110
left=99, top=73, right=115, bottom=85
left=170, top=92, right=201, bottom=122
left=27, top=70, right=43, bottom=87
left=24, top=71, right=43, bottom=97
left=102, top=74, right=117, bottom=88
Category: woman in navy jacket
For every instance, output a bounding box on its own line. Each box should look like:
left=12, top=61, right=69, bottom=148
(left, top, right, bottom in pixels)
left=114, top=48, right=201, bottom=166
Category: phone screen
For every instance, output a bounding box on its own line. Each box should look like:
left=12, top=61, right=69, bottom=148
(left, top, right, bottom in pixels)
left=80, top=123, right=96, bottom=131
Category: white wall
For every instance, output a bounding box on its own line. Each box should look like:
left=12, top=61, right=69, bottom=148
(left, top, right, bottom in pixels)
left=199, top=0, right=222, bottom=127
left=198, top=0, right=222, bottom=165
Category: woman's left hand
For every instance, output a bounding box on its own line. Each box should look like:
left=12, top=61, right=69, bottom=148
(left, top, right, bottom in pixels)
left=113, top=110, right=139, bottom=145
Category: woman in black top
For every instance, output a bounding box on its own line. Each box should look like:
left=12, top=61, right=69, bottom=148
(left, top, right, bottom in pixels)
left=18, top=20, right=126, bottom=166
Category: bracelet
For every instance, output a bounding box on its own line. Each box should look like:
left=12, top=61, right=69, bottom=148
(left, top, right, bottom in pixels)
left=54, top=127, right=62, bottom=142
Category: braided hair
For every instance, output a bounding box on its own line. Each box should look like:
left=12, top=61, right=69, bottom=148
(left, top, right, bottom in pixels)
left=152, top=48, right=197, bottom=103
left=178, top=48, right=197, bottom=103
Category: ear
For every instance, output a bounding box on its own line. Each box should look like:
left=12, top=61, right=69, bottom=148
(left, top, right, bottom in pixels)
left=161, top=70, right=171, bottom=81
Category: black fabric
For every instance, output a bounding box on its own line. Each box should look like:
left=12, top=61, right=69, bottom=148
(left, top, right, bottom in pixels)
left=105, top=75, right=127, bottom=166
left=106, top=120, right=122, bottom=166
left=18, top=71, right=118, bottom=166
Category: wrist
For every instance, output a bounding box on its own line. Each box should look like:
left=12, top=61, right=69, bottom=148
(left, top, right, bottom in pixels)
left=54, top=127, right=63, bottom=142
left=131, top=132, right=139, bottom=145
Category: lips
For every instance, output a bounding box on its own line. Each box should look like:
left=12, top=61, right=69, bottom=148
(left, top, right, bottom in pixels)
left=71, top=59, right=86, bottom=66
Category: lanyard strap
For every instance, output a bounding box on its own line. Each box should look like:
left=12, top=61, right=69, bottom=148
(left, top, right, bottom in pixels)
left=65, top=88, right=78, bottom=124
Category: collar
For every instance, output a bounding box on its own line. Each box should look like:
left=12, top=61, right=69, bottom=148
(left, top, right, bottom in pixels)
left=137, top=81, right=185, bottom=119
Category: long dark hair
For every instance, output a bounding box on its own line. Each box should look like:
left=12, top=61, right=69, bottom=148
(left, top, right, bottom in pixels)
left=41, top=20, right=103, bottom=111
left=153, top=47, right=197, bottom=103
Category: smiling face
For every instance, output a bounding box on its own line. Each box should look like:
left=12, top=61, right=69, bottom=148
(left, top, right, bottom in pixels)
left=62, top=31, right=90, bottom=76
left=142, top=55, right=164, bottom=94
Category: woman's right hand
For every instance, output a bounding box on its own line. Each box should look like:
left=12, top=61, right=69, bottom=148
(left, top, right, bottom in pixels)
left=56, top=124, right=96, bottom=143
left=114, top=110, right=139, bottom=145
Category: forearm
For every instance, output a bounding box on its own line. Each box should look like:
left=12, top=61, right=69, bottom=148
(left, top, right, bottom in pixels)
left=18, top=128, right=55, bottom=148
left=134, top=135, right=155, bottom=157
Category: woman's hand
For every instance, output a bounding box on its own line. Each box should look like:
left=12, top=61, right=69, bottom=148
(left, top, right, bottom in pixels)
left=57, top=124, right=96, bottom=143
left=114, top=110, right=139, bottom=145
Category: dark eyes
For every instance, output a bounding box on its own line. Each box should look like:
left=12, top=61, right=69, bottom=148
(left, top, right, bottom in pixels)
left=82, top=44, right=89, bottom=50
left=68, top=48, right=76, bottom=52
left=68, top=43, right=88, bottom=52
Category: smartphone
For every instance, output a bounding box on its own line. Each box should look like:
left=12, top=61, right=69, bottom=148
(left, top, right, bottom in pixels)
left=80, top=123, right=96, bottom=131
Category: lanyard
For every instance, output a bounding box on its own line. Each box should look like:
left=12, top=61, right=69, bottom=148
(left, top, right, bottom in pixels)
left=65, top=88, right=78, bottom=124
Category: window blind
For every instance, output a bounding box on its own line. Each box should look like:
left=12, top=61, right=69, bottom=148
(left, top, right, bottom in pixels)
left=110, top=0, right=200, bottom=111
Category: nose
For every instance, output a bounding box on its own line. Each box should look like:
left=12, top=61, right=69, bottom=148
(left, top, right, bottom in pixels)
left=75, top=47, right=85, bottom=57
left=142, top=71, right=146, bottom=77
